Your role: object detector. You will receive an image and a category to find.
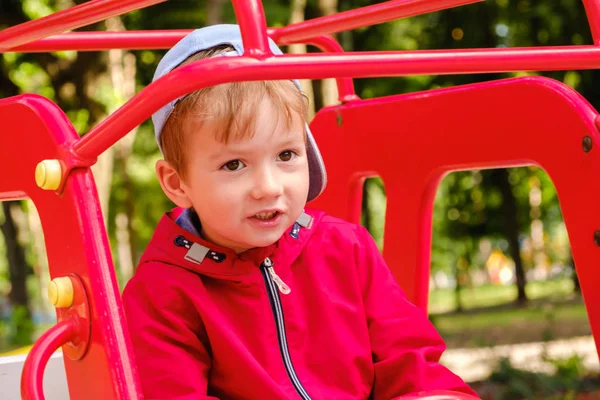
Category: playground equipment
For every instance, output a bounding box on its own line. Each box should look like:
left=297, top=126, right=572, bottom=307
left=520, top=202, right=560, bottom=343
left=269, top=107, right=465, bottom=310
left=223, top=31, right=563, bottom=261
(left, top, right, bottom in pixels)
left=2, top=0, right=600, bottom=398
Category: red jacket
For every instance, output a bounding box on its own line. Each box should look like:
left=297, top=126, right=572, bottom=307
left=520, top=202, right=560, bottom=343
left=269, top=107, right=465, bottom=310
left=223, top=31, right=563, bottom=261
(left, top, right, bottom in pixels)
left=123, top=208, right=477, bottom=399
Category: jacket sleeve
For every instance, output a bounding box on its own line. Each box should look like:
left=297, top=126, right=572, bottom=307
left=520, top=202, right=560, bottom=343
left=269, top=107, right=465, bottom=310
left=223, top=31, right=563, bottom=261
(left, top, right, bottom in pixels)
left=354, top=227, right=478, bottom=399
left=122, top=275, right=219, bottom=400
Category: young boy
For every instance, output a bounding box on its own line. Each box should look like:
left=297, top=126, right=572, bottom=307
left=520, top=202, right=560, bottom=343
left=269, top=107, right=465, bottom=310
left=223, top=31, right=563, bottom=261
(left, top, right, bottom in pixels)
left=122, top=24, right=478, bottom=400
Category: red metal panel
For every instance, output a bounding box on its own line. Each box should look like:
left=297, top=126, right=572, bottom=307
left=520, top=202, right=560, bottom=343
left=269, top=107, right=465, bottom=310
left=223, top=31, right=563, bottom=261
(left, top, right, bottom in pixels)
left=0, top=95, right=142, bottom=399
left=308, top=77, right=600, bottom=362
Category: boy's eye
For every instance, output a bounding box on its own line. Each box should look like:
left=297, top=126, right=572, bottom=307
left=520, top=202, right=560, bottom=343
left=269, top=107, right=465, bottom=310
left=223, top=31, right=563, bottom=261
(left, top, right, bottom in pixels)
left=221, top=159, right=245, bottom=171
left=277, top=151, right=295, bottom=162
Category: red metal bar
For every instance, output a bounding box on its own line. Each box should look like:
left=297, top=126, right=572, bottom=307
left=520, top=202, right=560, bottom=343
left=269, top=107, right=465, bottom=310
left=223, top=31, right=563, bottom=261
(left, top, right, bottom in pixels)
left=7, top=30, right=359, bottom=102
left=583, top=0, right=600, bottom=44
left=231, top=0, right=271, bottom=57
left=5, top=0, right=482, bottom=52
left=8, top=30, right=360, bottom=102
left=21, top=320, right=77, bottom=400
left=0, top=0, right=165, bottom=52
left=269, top=0, right=483, bottom=44
left=72, top=45, right=600, bottom=161
left=9, top=30, right=192, bottom=53
left=305, top=35, right=359, bottom=103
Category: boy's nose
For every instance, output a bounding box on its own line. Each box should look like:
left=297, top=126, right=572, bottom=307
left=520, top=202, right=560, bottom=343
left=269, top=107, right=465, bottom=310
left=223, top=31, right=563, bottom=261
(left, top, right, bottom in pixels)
left=251, top=167, right=283, bottom=200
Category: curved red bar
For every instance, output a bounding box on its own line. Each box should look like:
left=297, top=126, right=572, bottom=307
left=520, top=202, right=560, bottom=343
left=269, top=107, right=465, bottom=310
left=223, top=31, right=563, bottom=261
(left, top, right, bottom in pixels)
left=21, top=320, right=77, bottom=400
left=0, top=0, right=165, bottom=52
left=9, top=30, right=192, bottom=53
left=71, top=45, right=600, bottom=161
left=305, top=35, right=359, bottom=103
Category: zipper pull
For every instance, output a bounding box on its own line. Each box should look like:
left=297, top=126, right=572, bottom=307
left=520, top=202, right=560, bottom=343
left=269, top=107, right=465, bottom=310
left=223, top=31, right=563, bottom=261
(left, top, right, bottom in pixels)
left=263, top=258, right=291, bottom=295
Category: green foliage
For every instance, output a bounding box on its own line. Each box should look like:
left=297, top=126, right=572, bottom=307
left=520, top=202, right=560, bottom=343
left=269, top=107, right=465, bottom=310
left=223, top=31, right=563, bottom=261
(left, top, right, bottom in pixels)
left=7, top=305, right=34, bottom=347
left=488, top=354, right=590, bottom=399
left=545, top=354, right=586, bottom=387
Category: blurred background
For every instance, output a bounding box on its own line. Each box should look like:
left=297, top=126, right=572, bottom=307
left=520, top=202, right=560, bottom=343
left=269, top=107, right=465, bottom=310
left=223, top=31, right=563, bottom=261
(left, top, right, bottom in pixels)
left=0, top=0, right=598, bottom=398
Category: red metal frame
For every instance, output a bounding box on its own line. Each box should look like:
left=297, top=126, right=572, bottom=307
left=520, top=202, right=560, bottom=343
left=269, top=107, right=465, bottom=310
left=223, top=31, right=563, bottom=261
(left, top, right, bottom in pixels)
left=68, top=45, right=600, bottom=164
left=7, top=0, right=479, bottom=52
left=3, top=1, right=600, bottom=399
left=304, top=35, right=359, bottom=103
left=0, top=95, right=141, bottom=400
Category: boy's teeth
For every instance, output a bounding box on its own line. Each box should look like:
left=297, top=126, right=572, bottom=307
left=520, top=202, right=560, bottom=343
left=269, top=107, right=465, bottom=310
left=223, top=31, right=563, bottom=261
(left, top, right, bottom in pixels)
left=255, top=211, right=276, bottom=220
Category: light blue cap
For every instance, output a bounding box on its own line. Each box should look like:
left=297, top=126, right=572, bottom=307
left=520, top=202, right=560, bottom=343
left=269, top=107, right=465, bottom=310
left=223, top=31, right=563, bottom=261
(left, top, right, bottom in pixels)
left=152, top=24, right=327, bottom=201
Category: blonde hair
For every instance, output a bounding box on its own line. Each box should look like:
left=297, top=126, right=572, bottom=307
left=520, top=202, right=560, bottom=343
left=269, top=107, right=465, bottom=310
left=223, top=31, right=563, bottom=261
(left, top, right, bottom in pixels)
left=160, top=45, right=309, bottom=178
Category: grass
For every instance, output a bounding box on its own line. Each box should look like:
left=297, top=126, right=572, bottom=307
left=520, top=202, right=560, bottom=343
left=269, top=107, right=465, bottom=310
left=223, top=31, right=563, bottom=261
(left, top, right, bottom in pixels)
left=433, top=306, right=590, bottom=348
left=429, top=279, right=575, bottom=314
left=429, top=280, right=590, bottom=348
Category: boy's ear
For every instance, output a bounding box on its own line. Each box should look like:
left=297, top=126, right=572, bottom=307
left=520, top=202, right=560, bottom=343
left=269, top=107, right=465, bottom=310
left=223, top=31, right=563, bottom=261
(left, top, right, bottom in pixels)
left=155, top=160, right=193, bottom=208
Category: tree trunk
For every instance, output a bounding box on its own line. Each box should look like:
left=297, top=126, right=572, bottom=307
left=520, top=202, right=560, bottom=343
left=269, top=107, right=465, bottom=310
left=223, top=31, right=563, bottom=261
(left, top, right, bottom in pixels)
left=317, top=0, right=339, bottom=107
left=571, top=255, right=581, bottom=294
left=361, top=178, right=372, bottom=234
left=106, top=17, right=139, bottom=281
left=1, top=202, right=33, bottom=344
left=454, top=259, right=463, bottom=312
left=207, top=0, right=227, bottom=25
left=288, top=0, right=316, bottom=120
left=493, top=169, right=528, bottom=305
left=26, top=202, right=53, bottom=317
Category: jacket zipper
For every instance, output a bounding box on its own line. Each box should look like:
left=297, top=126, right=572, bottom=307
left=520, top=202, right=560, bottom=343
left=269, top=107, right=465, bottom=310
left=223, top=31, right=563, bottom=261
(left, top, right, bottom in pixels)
left=260, top=257, right=311, bottom=400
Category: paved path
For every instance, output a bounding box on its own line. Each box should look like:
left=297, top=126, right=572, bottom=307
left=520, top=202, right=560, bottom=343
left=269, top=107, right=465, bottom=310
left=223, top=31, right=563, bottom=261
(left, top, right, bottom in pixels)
left=441, top=335, right=599, bottom=382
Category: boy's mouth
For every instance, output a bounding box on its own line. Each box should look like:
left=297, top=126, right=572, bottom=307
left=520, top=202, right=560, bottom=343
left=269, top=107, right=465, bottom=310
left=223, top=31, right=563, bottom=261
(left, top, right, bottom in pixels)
left=253, top=211, right=279, bottom=220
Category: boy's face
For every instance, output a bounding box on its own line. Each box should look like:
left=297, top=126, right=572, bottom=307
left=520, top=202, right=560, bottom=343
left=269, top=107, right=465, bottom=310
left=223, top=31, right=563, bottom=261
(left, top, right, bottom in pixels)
left=163, top=97, right=310, bottom=253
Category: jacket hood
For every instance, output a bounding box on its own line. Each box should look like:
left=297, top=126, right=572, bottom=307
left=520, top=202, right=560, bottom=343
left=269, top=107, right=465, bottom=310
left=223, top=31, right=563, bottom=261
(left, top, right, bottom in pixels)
left=138, top=207, right=326, bottom=281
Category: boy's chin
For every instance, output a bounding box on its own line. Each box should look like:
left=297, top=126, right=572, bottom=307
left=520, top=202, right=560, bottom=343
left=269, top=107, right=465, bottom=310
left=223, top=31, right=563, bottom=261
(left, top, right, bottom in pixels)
left=248, top=235, right=282, bottom=249
left=244, top=229, right=287, bottom=249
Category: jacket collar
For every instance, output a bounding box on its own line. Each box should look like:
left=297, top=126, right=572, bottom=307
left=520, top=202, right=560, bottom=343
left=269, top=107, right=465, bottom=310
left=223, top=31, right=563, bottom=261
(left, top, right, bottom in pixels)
left=139, top=207, right=323, bottom=281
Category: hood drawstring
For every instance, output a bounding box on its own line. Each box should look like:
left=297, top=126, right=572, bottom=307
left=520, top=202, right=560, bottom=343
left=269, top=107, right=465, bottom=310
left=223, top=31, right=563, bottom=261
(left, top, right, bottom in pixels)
left=174, top=236, right=226, bottom=264
left=290, top=211, right=313, bottom=239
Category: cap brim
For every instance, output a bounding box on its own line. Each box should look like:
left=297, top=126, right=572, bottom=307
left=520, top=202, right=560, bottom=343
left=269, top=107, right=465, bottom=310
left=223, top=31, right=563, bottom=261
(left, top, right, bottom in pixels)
left=306, top=123, right=327, bottom=201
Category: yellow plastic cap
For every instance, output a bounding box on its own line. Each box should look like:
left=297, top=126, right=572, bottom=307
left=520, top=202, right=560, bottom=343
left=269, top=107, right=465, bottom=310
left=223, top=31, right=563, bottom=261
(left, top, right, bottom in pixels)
left=48, top=277, right=74, bottom=308
left=35, top=159, right=62, bottom=190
